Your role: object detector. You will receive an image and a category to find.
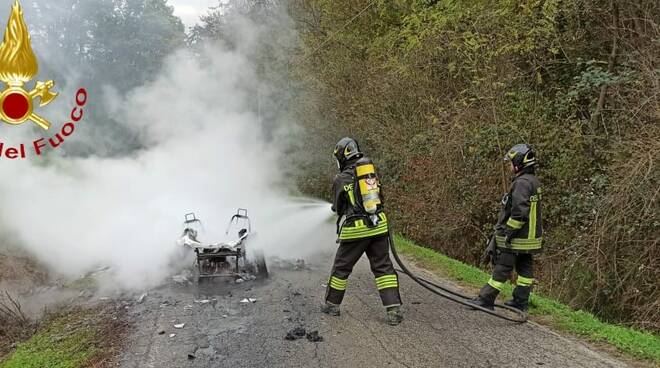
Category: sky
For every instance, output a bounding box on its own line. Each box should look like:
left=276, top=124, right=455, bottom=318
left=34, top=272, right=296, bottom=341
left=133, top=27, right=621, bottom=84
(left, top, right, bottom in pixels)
left=170, top=0, right=219, bottom=29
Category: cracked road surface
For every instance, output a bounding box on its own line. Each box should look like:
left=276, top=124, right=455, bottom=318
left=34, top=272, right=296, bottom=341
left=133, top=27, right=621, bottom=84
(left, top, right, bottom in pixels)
left=115, top=253, right=628, bottom=368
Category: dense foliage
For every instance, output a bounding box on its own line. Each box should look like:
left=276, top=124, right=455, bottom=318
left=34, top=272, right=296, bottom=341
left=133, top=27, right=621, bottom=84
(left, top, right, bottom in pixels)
left=288, top=0, right=659, bottom=332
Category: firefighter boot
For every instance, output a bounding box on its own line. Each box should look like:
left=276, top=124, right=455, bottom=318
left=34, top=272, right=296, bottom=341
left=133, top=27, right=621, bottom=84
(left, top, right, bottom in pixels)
left=467, top=297, right=495, bottom=311
left=505, top=284, right=531, bottom=312
left=321, top=302, right=340, bottom=316
left=470, top=281, right=500, bottom=311
left=386, top=306, right=403, bottom=326
left=504, top=298, right=528, bottom=312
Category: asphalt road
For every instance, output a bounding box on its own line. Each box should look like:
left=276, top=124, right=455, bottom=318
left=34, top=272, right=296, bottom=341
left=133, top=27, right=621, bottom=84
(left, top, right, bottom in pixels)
left=115, top=253, right=628, bottom=368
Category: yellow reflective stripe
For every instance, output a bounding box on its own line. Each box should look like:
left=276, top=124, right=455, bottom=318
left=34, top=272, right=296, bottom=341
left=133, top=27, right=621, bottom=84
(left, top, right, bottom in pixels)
left=377, top=281, right=398, bottom=287
left=516, top=276, right=534, bottom=286
left=330, top=276, right=348, bottom=291
left=330, top=283, right=345, bottom=291
left=488, top=278, right=505, bottom=291
left=376, top=275, right=398, bottom=290
left=330, top=276, right=347, bottom=285
left=339, top=214, right=389, bottom=240
left=377, top=280, right=397, bottom=285
left=528, top=201, right=537, bottom=239
left=330, top=283, right=346, bottom=291
left=506, top=218, right=525, bottom=229
left=495, top=236, right=542, bottom=250
left=341, top=218, right=388, bottom=229
left=375, top=275, right=397, bottom=279
left=377, top=282, right=398, bottom=290
left=339, top=227, right=388, bottom=240
left=330, top=281, right=347, bottom=288
left=341, top=223, right=388, bottom=233
left=375, top=275, right=397, bottom=283
left=347, top=190, right=356, bottom=206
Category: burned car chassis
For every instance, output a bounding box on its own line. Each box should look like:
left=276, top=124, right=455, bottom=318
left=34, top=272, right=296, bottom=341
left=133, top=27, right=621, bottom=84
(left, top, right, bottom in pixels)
left=180, top=209, right=268, bottom=283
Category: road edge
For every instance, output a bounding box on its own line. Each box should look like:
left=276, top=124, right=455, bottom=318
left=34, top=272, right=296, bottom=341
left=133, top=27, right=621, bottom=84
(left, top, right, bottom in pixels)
left=392, top=234, right=660, bottom=365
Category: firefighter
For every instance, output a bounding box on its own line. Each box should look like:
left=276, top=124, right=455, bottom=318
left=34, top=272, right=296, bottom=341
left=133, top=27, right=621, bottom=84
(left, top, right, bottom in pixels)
left=471, top=144, right=543, bottom=312
left=321, top=137, right=403, bottom=326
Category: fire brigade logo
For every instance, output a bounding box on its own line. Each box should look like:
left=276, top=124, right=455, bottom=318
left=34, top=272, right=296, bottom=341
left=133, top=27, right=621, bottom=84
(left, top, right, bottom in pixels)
left=0, top=1, right=57, bottom=130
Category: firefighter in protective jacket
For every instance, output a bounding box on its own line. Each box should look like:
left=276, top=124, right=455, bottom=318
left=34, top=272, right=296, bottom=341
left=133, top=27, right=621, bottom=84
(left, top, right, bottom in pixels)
left=471, top=144, right=543, bottom=312
left=322, top=137, right=403, bottom=325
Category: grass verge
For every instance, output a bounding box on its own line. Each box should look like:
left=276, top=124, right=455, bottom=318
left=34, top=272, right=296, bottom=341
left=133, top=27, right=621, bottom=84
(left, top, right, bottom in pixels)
left=392, top=234, right=660, bottom=363
left=0, top=304, right=127, bottom=368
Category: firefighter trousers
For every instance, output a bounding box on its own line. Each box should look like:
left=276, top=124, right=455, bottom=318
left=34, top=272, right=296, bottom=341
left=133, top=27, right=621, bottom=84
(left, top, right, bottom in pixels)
left=479, top=250, right=534, bottom=305
left=325, top=234, right=402, bottom=308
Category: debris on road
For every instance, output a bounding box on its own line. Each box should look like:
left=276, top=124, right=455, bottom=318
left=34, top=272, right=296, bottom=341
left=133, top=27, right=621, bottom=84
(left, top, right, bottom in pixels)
left=285, top=327, right=307, bottom=341
left=137, top=293, right=147, bottom=303
left=306, top=330, right=323, bottom=342
left=294, top=259, right=306, bottom=270
left=285, top=326, right=324, bottom=342
left=174, top=323, right=186, bottom=329
left=172, top=274, right=190, bottom=284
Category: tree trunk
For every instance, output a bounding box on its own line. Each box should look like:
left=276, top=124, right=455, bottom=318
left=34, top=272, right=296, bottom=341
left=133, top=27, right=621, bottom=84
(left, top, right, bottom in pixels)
left=592, top=2, right=620, bottom=122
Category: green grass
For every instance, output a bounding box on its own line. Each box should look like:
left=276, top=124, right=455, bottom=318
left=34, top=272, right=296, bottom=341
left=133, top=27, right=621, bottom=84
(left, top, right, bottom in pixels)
left=392, top=234, right=660, bottom=363
left=0, top=309, right=107, bottom=368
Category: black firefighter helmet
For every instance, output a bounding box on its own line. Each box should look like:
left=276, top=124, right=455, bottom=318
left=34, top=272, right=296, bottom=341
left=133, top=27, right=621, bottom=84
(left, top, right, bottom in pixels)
left=504, top=144, right=537, bottom=171
left=334, top=137, right=363, bottom=169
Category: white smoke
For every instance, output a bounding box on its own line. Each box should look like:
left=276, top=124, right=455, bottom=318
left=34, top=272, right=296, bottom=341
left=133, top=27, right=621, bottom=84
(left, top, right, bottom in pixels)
left=0, top=20, right=336, bottom=290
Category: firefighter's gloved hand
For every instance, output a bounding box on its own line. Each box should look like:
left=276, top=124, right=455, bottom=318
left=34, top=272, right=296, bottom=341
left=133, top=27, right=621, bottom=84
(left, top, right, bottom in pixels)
left=492, top=248, right=501, bottom=265
left=480, top=236, right=496, bottom=265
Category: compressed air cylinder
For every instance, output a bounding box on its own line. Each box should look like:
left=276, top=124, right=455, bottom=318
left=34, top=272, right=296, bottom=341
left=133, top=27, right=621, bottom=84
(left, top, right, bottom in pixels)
left=355, top=158, right=381, bottom=214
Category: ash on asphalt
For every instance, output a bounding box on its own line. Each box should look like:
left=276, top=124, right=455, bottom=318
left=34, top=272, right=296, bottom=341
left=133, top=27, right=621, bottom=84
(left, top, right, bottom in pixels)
left=284, top=327, right=306, bottom=341
left=283, top=326, right=324, bottom=342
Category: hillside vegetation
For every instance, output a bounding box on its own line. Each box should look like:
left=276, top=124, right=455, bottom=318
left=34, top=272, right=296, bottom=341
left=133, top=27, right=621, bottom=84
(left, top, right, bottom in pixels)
left=288, top=0, right=659, bottom=332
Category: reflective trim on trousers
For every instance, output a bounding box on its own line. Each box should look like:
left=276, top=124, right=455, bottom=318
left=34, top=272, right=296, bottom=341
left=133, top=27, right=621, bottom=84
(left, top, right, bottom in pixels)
left=516, top=275, right=534, bottom=287
left=375, top=274, right=398, bottom=290
left=329, top=276, right=348, bottom=291
left=487, top=278, right=504, bottom=291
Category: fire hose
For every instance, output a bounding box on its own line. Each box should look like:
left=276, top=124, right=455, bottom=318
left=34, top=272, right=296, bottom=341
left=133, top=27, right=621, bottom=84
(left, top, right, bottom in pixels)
left=387, top=227, right=528, bottom=323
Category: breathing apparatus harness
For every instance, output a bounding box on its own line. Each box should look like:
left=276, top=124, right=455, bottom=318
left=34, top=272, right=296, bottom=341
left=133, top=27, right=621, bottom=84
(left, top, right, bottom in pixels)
left=336, top=156, right=385, bottom=236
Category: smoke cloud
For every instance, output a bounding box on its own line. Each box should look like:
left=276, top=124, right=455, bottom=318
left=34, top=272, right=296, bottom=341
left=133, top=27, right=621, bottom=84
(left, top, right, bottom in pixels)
left=0, top=5, right=336, bottom=290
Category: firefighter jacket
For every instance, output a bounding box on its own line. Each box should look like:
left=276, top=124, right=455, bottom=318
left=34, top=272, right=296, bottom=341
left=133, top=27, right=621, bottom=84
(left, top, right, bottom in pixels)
left=332, top=160, right=389, bottom=241
left=495, top=172, right=543, bottom=253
